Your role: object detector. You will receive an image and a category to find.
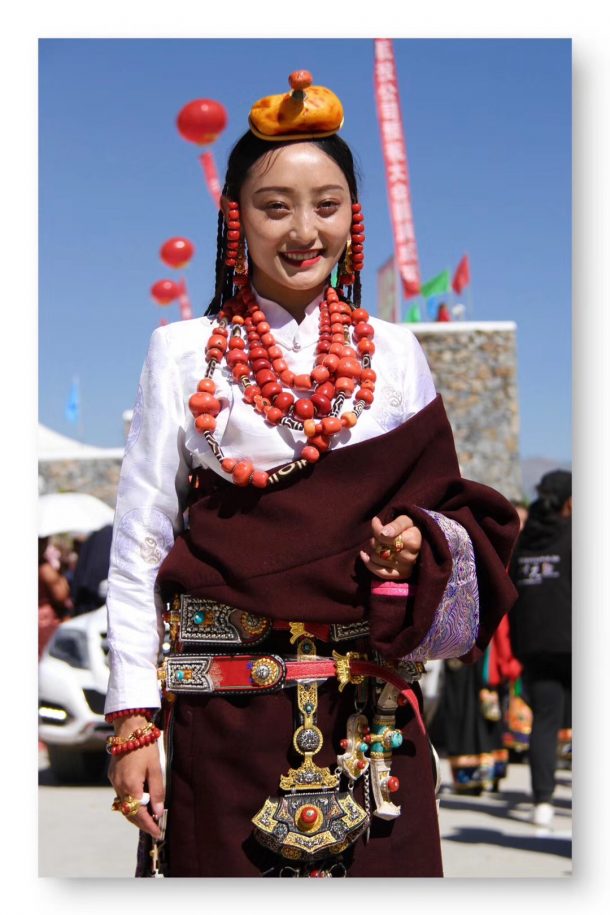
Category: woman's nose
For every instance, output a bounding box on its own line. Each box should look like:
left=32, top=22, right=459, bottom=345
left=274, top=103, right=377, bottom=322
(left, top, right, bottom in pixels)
left=288, top=209, right=316, bottom=243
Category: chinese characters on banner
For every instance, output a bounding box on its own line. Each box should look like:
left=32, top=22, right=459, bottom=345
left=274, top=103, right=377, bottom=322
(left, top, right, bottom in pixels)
left=374, top=39, right=421, bottom=301
left=376, top=255, right=399, bottom=323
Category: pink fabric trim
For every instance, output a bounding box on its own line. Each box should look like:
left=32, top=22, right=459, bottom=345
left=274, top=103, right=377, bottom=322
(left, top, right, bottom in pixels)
left=371, top=580, right=412, bottom=597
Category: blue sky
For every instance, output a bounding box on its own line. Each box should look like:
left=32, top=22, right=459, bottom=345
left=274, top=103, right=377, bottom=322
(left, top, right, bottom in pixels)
left=39, top=38, right=571, bottom=461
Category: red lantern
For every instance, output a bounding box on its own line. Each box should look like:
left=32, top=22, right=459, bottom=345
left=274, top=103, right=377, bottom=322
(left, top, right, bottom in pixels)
left=160, top=237, right=195, bottom=269
left=151, top=279, right=181, bottom=306
left=177, top=99, right=228, bottom=146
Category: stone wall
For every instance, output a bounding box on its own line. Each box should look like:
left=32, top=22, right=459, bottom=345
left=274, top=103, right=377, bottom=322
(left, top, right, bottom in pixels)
left=38, top=458, right=122, bottom=509
left=411, top=322, right=522, bottom=501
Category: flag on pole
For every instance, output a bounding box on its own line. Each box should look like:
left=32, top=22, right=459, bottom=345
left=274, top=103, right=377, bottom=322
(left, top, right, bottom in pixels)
left=65, top=377, right=80, bottom=425
left=452, top=255, right=470, bottom=294
left=421, top=270, right=451, bottom=299
left=374, top=39, right=421, bottom=299
left=406, top=303, right=421, bottom=323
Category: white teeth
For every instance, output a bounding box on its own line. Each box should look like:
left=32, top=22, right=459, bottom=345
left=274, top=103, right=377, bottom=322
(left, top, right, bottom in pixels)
left=282, top=251, right=321, bottom=262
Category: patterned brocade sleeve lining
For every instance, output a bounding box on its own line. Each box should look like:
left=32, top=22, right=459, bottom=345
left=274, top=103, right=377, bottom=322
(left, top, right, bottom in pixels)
left=400, top=510, right=480, bottom=662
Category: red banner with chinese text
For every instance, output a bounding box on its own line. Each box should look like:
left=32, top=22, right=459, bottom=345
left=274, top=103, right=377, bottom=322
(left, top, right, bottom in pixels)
left=374, top=39, right=421, bottom=299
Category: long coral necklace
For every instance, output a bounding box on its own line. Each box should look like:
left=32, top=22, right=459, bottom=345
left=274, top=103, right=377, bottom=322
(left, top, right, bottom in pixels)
left=189, top=283, right=376, bottom=488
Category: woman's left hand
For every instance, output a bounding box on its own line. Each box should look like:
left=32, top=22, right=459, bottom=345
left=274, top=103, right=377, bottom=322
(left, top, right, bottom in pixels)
left=360, top=515, right=422, bottom=581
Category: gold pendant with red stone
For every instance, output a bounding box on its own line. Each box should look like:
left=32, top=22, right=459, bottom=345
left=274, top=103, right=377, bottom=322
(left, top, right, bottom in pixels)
left=251, top=630, right=369, bottom=860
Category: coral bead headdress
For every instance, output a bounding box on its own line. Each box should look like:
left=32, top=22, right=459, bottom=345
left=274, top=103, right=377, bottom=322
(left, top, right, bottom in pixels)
left=248, top=70, right=344, bottom=141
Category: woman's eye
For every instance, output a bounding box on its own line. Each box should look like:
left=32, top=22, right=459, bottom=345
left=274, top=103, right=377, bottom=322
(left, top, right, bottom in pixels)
left=318, top=200, right=340, bottom=213
left=265, top=202, right=289, bottom=212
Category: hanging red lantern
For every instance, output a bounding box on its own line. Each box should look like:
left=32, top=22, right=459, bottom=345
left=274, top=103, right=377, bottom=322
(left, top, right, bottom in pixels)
left=160, top=237, right=195, bottom=269
left=151, top=279, right=181, bottom=306
left=176, top=99, right=228, bottom=146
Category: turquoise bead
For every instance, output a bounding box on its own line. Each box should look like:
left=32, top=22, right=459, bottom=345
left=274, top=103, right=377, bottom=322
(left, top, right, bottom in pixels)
left=176, top=670, right=184, bottom=681
left=359, top=742, right=368, bottom=753
left=305, top=703, right=314, bottom=713
left=193, top=612, right=205, bottom=625
left=391, top=732, right=403, bottom=748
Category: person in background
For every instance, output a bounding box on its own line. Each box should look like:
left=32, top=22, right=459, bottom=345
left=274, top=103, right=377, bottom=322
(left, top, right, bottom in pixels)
left=439, top=499, right=527, bottom=795
left=509, top=470, right=572, bottom=828
left=71, top=524, right=113, bottom=616
left=501, top=500, right=532, bottom=759
left=38, top=536, right=72, bottom=658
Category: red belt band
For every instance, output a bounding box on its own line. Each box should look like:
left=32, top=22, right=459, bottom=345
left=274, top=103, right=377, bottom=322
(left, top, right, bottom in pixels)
left=161, top=653, right=426, bottom=735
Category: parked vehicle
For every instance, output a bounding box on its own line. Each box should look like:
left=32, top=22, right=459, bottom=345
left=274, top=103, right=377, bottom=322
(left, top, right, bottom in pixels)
left=38, top=606, right=112, bottom=781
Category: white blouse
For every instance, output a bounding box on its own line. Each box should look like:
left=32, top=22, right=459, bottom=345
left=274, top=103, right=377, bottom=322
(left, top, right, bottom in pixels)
left=104, top=290, right=437, bottom=713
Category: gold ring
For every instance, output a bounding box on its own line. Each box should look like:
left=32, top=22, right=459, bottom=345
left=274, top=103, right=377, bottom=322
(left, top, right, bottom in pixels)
left=374, top=543, right=393, bottom=560
left=112, top=794, right=142, bottom=818
left=374, top=536, right=404, bottom=560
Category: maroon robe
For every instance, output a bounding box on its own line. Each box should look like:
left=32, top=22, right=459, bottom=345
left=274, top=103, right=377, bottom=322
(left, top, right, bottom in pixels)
left=155, top=395, right=519, bottom=877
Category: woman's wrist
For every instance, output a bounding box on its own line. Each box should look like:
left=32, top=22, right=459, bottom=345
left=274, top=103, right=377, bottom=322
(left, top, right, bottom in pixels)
left=113, top=714, right=152, bottom=738
left=107, top=720, right=162, bottom=754
left=105, top=707, right=156, bottom=736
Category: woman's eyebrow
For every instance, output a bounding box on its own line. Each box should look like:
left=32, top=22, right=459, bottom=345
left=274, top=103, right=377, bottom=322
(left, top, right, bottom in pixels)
left=252, top=184, right=346, bottom=195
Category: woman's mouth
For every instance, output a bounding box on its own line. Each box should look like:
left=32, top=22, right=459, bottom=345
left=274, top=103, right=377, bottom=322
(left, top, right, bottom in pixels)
left=279, top=249, right=324, bottom=269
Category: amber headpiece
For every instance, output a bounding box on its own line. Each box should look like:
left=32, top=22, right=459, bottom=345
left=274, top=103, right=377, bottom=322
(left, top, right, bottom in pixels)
left=248, top=70, right=344, bottom=141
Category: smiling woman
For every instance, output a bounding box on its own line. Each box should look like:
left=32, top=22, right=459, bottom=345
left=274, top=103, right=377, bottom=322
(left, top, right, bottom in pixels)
left=214, top=129, right=360, bottom=315
left=104, top=69, right=519, bottom=878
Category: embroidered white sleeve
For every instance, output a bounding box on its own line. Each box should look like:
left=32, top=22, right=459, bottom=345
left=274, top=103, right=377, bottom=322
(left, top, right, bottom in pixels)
left=105, top=328, right=190, bottom=712
left=401, top=511, right=480, bottom=661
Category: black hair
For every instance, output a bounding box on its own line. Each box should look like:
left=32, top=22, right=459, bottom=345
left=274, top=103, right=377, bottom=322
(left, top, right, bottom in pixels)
left=205, top=130, right=363, bottom=316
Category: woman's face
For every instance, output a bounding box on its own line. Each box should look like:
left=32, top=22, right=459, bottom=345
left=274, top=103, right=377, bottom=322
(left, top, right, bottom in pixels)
left=236, top=143, right=353, bottom=315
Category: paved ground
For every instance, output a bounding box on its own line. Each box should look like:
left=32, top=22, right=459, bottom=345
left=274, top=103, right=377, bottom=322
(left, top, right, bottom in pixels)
left=437, top=756, right=572, bottom=877
left=38, top=745, right=571, bottom=878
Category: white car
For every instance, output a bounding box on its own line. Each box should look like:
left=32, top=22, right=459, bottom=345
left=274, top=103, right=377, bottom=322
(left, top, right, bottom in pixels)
left=38, top=606, right=113, bottom=781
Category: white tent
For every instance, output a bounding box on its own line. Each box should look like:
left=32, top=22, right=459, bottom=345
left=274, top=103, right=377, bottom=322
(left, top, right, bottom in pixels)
left=38, top=424, right=124, bottom=462
left=38, top=492, right=115, bottom=537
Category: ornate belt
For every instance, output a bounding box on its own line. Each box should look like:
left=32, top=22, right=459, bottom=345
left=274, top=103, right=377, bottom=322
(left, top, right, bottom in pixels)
left=163, top=595, right=371, bottom=648
left=158, top=651, right=426, bottom=734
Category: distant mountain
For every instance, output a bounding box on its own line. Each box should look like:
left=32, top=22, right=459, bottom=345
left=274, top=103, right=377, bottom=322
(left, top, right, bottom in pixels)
left=520, top=456, right=572, bottom=501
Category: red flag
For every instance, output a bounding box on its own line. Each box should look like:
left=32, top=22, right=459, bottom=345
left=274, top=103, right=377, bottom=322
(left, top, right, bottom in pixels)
left=452, top=255, right=470, bottom=294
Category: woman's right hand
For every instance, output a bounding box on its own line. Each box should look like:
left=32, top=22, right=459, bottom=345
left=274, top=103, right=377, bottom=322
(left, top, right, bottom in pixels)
left=108, top=716, right=165, bottom=839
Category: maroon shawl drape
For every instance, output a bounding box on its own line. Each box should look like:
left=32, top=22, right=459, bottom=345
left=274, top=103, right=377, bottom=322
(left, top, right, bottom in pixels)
left=158, top=395, right=519, bottom=661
